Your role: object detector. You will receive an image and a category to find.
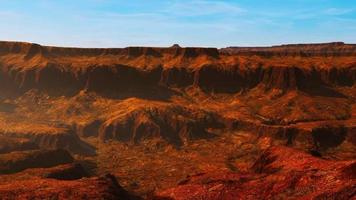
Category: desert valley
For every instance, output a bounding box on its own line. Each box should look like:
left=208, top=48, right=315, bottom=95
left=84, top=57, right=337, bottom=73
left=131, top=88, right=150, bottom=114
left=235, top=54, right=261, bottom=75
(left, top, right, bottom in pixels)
left=0, top=41, right=354, bottom=199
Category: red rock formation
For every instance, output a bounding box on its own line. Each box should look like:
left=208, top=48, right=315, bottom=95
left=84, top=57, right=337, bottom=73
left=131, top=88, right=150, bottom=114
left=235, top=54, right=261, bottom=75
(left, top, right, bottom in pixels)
left=0, top=41, right=355, bottom=97
left=1, top=127, right=95, bottom=156
left=0, top=174, right=140, bottom=200
left=155, top=146, right=356, bottom=200
left=30, top=128, right=95, bottom=155
left=0, top=136, right=38, bottom=154
left=42, top=163, right=89, bottom=180
left=193, top=64, right=261, bottom=93
left=0, top=41, right=219, bottom=58
left=0, top=163, right=89, bottom=182
left=160, top=67, right=194, bottom=88
left=0, top=149, right=73, bottom=174
left=221, top=42, right=356, bottom=56
left=99, top=104, right=221, bottom=146
left=76, top=120, right=102, bottom=137
left=0, top=41, right=355, bottom=198
left=0, top=163, right=87, bottom=184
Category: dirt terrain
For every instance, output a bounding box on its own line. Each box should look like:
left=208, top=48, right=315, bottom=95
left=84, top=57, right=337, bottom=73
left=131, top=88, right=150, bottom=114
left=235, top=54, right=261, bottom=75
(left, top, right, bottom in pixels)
left=0, top=41, right=355, bottom=199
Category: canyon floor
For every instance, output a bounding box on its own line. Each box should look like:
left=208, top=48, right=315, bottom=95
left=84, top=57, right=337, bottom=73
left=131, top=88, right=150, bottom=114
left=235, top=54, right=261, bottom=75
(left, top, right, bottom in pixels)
left=0, top=41, right=355, bottom=199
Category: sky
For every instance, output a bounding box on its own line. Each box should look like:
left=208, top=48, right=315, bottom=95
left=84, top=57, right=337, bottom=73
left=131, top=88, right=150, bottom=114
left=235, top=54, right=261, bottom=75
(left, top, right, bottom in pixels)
left=0, top=0, right=355, bottom=48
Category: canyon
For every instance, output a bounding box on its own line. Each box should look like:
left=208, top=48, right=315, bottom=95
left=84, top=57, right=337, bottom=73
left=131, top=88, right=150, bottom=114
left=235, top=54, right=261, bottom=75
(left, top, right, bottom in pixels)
left=0, top=41, right=355, bottom=199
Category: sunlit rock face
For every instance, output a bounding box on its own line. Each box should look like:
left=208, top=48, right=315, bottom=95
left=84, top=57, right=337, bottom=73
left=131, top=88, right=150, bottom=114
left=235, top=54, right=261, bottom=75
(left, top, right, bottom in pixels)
left=0, top=41, right=355, bottom=199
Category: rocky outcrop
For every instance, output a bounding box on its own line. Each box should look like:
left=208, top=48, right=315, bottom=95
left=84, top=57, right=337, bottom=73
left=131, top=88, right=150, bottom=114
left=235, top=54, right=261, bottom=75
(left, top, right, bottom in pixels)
left=76, top=120, right=102, bottom=137
left=99, top=105, right=222, bottom=146
left=0, top=41, right=355, bottom=97
left=5, top=41, right=355, bottom=58
left=0, top=41, right=218, bottom=58
left=1, top=128, right=96, bottom=156
left=2, top=63, right=168, bottom=97
left=193, top=64, right=261, bottom=93
left=260, top=66, right=301, bottom=90
left=0, top=136, right=38, bottom=154
left=29, top=129, right=96, bottom=155
left=84, top=64, right=163, bottom=95
left=237, top=120, right=356, bottom=154
left=42, top=163, right=88, bottom=180
left=257, top=65, right=355, bottom=92
left=160, top=67, right=194, bottom=88
left=0, top=163, right=89, bottom=185
left=4, top=63, right=353, bottom=98
left=0, top=174, right=141, bottom=200
left=164, top=64, right=355, bottom=93
left=0, top=163, right=89, bottom=181
left=155, top=146, right=356, bottom=200
left=221, top=42, right=356, bottom=56
left=0, top=41, right=354, bottom=199
left=2, top=64, right=82, bottom=96
left=0, top=149, right=73, bottom=174
left=320, top=66, right=356, bottom=86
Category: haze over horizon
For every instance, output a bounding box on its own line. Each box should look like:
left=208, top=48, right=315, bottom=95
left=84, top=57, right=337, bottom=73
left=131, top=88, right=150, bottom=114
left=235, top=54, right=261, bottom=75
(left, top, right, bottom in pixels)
left=1, top=0, right=355, bottom=48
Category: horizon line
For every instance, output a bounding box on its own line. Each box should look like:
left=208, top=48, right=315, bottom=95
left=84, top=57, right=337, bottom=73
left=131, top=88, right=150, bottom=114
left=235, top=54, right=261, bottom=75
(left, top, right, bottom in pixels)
left=0, top=40, right=354, bottom=49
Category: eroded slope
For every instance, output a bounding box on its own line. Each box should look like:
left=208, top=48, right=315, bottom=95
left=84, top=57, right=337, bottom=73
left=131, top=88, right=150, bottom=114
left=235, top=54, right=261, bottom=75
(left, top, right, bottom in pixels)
left=0, top=41, right=355, bottom=199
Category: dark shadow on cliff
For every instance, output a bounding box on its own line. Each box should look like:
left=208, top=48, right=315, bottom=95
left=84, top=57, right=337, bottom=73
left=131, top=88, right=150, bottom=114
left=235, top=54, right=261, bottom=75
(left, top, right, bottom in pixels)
left=312, top=125, right=347, bottom=152
left=300, top=85, right=347, bottom=98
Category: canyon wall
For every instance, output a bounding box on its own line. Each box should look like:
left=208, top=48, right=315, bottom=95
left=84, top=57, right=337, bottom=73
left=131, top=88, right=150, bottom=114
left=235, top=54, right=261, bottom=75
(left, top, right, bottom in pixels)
left=0, top=41, right=355, bottom=97
left=0, top=41, right=355, bottom=153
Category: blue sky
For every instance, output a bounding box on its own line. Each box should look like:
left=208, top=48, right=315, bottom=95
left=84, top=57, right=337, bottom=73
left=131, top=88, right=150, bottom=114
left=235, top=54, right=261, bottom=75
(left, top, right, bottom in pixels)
left=0, top=0, right=355, bottom=47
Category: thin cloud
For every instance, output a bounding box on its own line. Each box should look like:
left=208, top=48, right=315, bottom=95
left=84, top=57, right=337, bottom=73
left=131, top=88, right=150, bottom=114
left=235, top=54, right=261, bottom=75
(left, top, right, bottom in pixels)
left=323, top=8, right=353, bottom=15
left=165, top=0, right=245, bottom=16
left=273, top=8, right=353, bottom=20
left=0, top=0, right=355, bottom=47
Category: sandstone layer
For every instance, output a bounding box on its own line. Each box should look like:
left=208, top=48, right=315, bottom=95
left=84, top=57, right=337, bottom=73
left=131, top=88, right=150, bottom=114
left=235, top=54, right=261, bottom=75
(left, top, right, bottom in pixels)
left=0, top=41, right=355, bottom=199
